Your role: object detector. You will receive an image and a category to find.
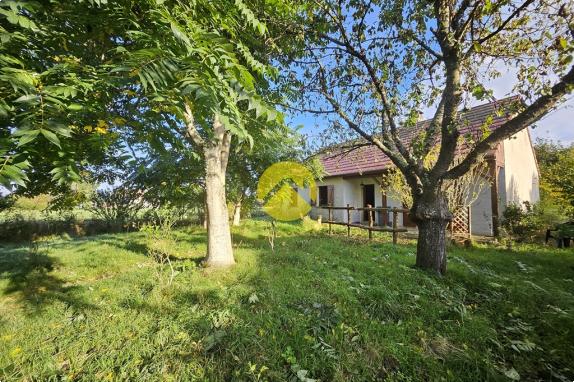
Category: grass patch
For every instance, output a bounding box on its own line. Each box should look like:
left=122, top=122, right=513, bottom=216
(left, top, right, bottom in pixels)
left=1, top=219, right=573, bottom=381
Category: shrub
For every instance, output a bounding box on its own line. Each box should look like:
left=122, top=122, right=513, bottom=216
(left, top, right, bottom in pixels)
left=141, top=209, right=182, bottom=287
left=0, top=194, right=14, bottom=211
left=301, top=215, right=322, bottom=232
left=501, top=202, right=542, bottom=243
left=87, top=186, right=144, bottom=228
left=12, top=194, right=52, bottom=211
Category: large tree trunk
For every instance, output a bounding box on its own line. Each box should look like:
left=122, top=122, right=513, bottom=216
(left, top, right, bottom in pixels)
left=204, top=145, right=234, bottom=267
left=411, top=191, right=451, bottom=275
left=184, top=106, right=234, bottom=267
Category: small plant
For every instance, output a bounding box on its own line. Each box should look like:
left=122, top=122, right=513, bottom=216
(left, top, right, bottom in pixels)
left=141, top=210, right=180, bottom=287
left=282, top=347, right=317, bottom=382
left=245, top=362, right=269, bottom=381
left=267, top=220, right=277, bottom=252
left=301, top=216, right=322, bottom=232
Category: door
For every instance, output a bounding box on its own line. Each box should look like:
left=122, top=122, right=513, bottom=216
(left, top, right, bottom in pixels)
left=363, top=184, right=375, bottom=221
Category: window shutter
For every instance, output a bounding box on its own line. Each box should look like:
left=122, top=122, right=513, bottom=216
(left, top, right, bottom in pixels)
left=327, top=185, right=334, bottom=206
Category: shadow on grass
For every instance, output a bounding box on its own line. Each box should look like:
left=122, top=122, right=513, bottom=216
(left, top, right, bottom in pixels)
left=0, top=246, right=95, bottom=314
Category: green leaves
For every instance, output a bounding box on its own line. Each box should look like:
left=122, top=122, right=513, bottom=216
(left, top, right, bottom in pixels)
left=111, top=0, right=281, bottom=149
left=0, top=155, right=30, bottom=187
left=0, top=5, right=39, bottom=32
left=40, top=129, right=61, bottom=148
left=50, top=156, right=81, bottom=186
left=0, top=1, right=117, bottom=190
left=234, top=0, right=267, bottom=35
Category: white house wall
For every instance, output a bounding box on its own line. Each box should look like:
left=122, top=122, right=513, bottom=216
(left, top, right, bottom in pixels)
left=303, top=174, right=500, bottom=236
left=470, top=183, right=493, bottom=236
left=502, top=130, right=540, bottom=207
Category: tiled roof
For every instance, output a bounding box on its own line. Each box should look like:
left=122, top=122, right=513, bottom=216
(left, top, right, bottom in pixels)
left=320, top=96, right=521, bottom=177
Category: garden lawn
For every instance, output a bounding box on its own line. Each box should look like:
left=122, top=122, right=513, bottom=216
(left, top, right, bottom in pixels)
left=1, top=219, right=573, bottom=381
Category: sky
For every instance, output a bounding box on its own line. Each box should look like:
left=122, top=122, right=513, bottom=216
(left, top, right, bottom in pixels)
left=482, top=64, right=574, bottom=144
left=289, top=68, right=574, bottom=146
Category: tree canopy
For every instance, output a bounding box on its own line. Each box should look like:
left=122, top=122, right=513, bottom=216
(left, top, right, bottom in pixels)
left=535, top=139, right=574, bottom=219
left=288, top=0, right=574, bottom=274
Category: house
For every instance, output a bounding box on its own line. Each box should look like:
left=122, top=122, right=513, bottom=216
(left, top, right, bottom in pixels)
left=302, top=96, right=540, bottom=237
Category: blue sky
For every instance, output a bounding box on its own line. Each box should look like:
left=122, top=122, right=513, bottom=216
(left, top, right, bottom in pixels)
left=286, top=5, right=574, bottom=146
left=288, top=86, right=574, bottom=146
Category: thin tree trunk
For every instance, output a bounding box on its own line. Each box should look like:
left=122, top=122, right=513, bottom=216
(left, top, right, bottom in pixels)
left=412, top=191, right=451, bottom=275
left=232, top=198, right=242, bottom=226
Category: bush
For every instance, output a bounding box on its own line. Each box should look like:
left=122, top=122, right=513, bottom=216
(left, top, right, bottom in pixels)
left=87, top=187, right=144, bottom=228
left=12, top=194, right=52, bottom=211
left=0, top=194, right=14, bottom=211
left=301, top=215, right=322, bottom=232
left=501, top=202, right=542, bottom=243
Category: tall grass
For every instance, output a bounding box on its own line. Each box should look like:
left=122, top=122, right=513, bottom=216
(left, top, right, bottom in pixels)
left=0, top=219, right=573, bottom=381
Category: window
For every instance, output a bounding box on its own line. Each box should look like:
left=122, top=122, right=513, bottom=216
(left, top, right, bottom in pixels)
left=318, top=185, right=334, bottom=206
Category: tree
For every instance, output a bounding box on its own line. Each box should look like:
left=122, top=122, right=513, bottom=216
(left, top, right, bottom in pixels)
left=535, top=139, right=574, bottom=218
left=108, top=0, right=289, bottom=267
left=2, top=0, right=293, bottom=267
left=226, top=124, right=306, bottom=226
left=1, top=1, right=123, bottom=192
left=291, top=0, right=574, bottom=274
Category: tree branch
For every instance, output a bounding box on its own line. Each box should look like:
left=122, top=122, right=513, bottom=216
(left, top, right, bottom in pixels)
left=220, top=131, right=231, bottom=174
left=476, top=0, right=535, bottom=45
left=183, top=102, right=204, bottom=147
left=445, top=64, right=574, bottom=179
left=407, top=32, right=444, bottom=60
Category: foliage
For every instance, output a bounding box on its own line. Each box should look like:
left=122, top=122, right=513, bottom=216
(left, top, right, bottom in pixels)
left=288, top=0, right=574, bottom=273
left=0, top=220, right=573, bottom=380
left=1, top=0, right=295, bottom=207
left=0, top=193, right=14, bottom=211
left=379, top=154, right=489, bottom=214
left=47, top=182, right=96, bottom=212
left=141, top=210, right=183, bottom=287
left=12, top=194, right=52, bottom=211
left=226, top=126, right=306, bottom=220
left=107, top=0, right=282, bottom=148
left=0, top=1, right=122, bottom=191
left=87, top=186, right=144, bottom=226
left=501, top=202, right=542, bottom=243
left=534, top=139, right=574, bottom=219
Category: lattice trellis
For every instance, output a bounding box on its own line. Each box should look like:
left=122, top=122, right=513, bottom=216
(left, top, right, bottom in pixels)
left=450, top=206, right=471, bottom=238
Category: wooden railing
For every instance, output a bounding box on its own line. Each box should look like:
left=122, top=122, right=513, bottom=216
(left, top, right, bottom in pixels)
left=314, top=204, right=409, bottom=244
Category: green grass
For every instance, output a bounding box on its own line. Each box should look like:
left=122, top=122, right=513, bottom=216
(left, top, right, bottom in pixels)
left=1, top=219, right=573, bottom=381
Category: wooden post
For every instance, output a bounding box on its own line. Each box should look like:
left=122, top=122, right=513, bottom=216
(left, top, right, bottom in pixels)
left=328, top=205, right=332, bottom=235
left=392, top=208, right=398, bottom=245
left=346, top=204, right=351, bottom=237
left=368, top=204, right=373, bottom=240
left=489, top=158, right=500, bottom=237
